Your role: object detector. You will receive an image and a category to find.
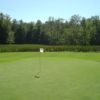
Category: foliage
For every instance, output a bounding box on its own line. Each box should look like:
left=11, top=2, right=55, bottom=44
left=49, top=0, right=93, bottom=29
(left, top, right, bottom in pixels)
left=0, top=13, right=11, bottom=44
left=0, top=44, right=100, bottom=52
left=0, top=13, right=100, bottom=45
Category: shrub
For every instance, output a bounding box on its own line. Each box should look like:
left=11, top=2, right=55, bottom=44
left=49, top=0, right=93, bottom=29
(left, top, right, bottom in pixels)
left=0, top=44, right=100, bottom=52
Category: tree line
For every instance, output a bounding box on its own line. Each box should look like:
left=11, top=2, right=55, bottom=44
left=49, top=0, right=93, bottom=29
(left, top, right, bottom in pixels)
left=0, top=12, right=100, bottom=45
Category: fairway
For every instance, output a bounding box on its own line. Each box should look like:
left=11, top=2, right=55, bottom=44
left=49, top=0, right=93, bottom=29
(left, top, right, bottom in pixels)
left=0, top=52, right=100, bottom=100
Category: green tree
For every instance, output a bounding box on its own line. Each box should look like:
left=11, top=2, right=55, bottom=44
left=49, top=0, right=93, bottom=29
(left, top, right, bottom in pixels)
left=81, top=18, right=96, bottom=45
left=14, top=20, right=26, bottom=44
left=64, top=15, right=82, bottom=45
left=0, top=13, right=11, bottom=44
left=91, top=16, right=100, bottom=45
left=26, top=23, right=34, bottom=43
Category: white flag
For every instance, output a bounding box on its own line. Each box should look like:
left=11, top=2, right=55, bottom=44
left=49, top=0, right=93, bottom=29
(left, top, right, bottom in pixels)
left=40, top=48, right=44, bottom=53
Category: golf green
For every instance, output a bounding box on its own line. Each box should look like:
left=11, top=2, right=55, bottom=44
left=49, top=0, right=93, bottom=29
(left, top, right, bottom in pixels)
left=0, top=52, right=100, bottom=100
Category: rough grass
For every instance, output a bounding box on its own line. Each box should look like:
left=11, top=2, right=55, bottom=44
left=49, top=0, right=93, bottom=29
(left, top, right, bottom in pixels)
left=0, top=52, right=100, bottom=100
left=0, top=44, right=100, bottom=52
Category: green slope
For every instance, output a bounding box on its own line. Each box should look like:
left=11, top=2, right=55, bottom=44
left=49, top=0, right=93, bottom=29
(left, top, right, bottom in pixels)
left=0, top=52, right=100, bottom=100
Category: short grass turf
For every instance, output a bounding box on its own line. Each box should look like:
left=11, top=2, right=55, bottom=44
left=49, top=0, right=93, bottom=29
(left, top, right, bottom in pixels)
left=0, top=52, right=100, bottom=100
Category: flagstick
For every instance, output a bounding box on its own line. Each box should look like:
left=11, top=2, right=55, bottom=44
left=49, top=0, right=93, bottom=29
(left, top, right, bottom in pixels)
left=34, top=48, right=44, bottom=78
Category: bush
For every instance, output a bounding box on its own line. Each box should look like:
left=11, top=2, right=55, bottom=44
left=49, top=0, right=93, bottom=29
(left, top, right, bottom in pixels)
left=0, top=44, right=100, bottom=52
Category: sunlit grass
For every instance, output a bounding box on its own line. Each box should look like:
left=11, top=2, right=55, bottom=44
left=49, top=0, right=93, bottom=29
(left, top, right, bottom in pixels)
left=0, top=52, right=100, bottom=100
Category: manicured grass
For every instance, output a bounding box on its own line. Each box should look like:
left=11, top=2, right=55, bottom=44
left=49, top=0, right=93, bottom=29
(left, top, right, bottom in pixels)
left=0, top=52, right=100, bottom=100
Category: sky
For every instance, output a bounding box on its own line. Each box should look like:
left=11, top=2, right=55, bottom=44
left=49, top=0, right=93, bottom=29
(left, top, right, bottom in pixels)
left=0, top=0, right=100, bottom=22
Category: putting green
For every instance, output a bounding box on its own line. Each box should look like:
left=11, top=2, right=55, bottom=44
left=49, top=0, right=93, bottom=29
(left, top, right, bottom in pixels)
left=0, top=52, right=100, bottom=100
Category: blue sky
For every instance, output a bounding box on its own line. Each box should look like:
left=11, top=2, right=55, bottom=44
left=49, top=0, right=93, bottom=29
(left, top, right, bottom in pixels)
left=0, top=0, right=100, bottom=22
